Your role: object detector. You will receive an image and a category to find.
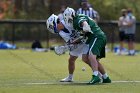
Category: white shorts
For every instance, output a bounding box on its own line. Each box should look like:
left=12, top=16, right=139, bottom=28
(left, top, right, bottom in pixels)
left=69, top=44, right=89, bottom=57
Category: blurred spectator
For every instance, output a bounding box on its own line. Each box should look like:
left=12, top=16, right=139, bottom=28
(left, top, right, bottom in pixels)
left=31, top=40, right=48, bottom=52
left=0, top=41, right=16, bottom=49
left=125, top=8, right=136, bottom=55
left=58, top=5, right=66, bottom=21
left=117, top=9, right=127, bottom=55
left=31, top=40, right=42, bottom=49
left=77, top=0, right=100, bottom=22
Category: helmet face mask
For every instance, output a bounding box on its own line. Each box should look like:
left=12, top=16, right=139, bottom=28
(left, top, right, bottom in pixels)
left=68, top=18, right=73, bottom=24
left=46, top=14, right=59, bottom=34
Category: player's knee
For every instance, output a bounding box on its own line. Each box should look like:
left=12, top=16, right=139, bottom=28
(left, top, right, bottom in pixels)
left=82, top=54, right=88, bottom=62
left=88, top=54, right=96, bottom=61
left=82, top=56, right=91, bottom=66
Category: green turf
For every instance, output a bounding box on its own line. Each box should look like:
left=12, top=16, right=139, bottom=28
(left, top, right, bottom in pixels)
left=0, top=50, right=140, bottom=93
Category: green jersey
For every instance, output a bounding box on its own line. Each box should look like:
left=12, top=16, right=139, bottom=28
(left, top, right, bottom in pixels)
left=73, top=14, right=105, bottom=43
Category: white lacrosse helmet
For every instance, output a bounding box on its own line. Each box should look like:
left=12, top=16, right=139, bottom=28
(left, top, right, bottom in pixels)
left=63, top=7, right=76, bottom=24
left=46, top=14, right=59, bottom=34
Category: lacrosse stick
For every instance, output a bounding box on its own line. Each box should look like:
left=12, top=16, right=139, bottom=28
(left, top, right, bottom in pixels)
left=54, top=35, right=85, bottom=55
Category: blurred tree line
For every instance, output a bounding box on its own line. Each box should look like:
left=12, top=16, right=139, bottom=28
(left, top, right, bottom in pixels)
left=90, top=0, right=140, bottom=20
left=0, top=0, right=49, bottom=19
left=0, top=0, right=140, bottom=20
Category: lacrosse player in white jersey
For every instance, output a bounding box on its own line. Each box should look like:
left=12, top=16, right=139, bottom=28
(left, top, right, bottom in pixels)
left=46, top=14, right=90, bottom=82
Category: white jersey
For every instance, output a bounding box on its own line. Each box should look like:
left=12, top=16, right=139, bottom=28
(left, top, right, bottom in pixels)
left=59, top=20, right=73, bottom=42
left=118, top=16, right=127, bottom=32
left=125, top=15, right=136, bottom=34
left=58, top=20, right=89, bottom=56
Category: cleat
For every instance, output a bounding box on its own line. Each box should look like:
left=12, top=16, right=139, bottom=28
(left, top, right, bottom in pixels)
left=88, top=75, right=101, bottom=84
left=102, top=77, right=111, bottom=83
left=60, top=77, right=73, bottom=82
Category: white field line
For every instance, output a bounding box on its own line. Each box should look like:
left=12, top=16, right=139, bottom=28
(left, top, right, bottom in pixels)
left=1, top=81, right=140, bottom=86
left=112, top=80, right=140, bottom=83
left=24, top=80, right=140, bottom=85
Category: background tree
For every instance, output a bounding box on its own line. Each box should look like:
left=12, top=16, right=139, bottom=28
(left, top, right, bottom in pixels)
left=90, top=0, right=140, bottom=20
left=0, top=0, right=140, bottom=20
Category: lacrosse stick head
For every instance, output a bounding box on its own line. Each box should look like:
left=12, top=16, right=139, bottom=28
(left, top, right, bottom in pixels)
left=54, top=46, right=66, bottom=55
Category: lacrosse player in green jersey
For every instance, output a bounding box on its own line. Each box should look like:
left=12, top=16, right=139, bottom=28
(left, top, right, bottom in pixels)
left=63, top=7, right=111, bottom=84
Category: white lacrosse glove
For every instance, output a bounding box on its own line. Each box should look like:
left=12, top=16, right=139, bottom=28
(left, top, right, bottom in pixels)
left=82, top=21, right=93, bottom=34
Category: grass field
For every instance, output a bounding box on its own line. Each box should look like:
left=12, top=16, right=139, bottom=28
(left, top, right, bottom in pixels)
left=0, top=49, right=140, bottom=93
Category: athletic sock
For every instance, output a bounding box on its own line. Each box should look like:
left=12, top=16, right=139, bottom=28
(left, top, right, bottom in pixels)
left=69, top=74, right=73, bottom=79
left=102, top=73, right=108, bottom=79
left=93, top=71, right=99, bottom=76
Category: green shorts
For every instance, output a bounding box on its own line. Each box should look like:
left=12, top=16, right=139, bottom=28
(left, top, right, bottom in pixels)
left=88, top=36, right=107, bottom=59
